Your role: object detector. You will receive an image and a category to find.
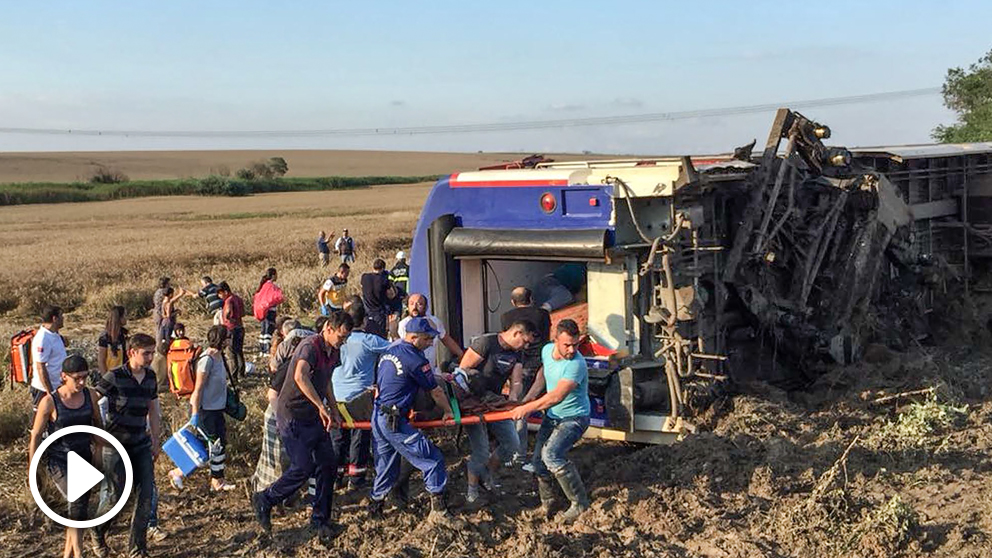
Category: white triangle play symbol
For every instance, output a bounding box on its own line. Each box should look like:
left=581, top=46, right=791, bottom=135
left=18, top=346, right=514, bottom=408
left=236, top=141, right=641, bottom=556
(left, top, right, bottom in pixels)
left=66, top=451, right=104, bottom=502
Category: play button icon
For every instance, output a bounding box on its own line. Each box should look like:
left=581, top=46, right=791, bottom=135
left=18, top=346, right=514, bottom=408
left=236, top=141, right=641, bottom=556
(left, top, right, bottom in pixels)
left=29, top=425, right=133, bottom=529
left=66, top=450, right=104, bottom=502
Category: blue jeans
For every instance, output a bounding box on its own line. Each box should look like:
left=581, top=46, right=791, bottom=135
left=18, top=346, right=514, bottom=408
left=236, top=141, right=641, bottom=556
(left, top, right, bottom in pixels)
left=370, top=409, right=447, bottom=500
left=262, top=419, right=337, bottom=525
left=531, top=414, right=590, bottom=476
left=465, top=419, right=520, bottom=478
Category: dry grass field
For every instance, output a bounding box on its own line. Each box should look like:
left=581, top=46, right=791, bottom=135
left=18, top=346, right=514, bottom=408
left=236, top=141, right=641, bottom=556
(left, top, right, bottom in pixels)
left=0, top=149, right=601, bottom=183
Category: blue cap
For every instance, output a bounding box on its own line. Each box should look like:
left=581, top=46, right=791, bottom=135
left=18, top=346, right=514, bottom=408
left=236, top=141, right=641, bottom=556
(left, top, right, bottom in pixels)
left=405, top=317, right=440, bottom=337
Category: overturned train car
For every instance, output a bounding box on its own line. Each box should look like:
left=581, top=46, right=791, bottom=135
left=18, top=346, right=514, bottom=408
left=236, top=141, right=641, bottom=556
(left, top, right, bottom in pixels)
left=407, top=109, right=992, bottom=444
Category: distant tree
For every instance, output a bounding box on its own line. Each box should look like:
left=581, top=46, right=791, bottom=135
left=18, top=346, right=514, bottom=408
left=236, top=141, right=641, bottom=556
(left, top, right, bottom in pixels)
left=932, top=50, right=992, bottom=143
left=267, top=157, right=289, bottom=177
left=89, top=166, right=129, bottom=184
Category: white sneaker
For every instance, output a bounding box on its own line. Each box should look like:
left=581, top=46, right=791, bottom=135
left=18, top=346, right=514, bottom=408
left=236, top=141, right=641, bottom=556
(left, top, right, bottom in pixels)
left=148, top=526, right=169, bottom=542
left=522, top=463, right=536, bottom=474
left=466, top=485, right=481, bottom=504
left=168, top=469, right=184, bottom=490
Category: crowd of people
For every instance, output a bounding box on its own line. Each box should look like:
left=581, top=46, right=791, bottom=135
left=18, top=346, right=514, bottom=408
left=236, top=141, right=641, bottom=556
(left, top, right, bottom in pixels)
left=25, top=228, right=594, bottom=556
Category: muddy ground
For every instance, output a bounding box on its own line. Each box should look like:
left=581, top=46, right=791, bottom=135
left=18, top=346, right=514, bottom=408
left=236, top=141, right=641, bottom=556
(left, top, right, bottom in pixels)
left=1, top=318, right=990, bottom=558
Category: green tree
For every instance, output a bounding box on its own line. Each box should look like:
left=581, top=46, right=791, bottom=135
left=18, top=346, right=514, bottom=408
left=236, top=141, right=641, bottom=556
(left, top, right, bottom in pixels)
left=932, top=50, right=992, bottom=143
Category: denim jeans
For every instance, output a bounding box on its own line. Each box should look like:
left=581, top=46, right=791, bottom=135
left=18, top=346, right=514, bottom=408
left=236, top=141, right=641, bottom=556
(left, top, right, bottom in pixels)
left=531, top=414, right=590, bottom=476
left=370, top=410, right=447, bottom=500
left=465, top=419, right=520, bottom=478
left=97, top=443, right=155, bottom=553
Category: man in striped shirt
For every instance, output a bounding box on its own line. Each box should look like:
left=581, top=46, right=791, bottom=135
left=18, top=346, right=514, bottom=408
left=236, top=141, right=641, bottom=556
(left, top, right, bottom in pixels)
left=198, top=276, right=224, bottom=325
left=92, top=333, right=162, bottom=558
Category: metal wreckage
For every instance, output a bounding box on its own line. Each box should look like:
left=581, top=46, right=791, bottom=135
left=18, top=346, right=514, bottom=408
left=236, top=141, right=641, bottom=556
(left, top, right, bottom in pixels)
left=407, top=108, right=992, bottom=442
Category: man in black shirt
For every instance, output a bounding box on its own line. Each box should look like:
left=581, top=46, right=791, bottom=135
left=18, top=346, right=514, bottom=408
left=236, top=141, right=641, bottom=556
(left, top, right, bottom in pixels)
left=457, top=319, right=536, bottom=504
left=93, top=333, right=162, bottom=558
left=360, top=258, right=390, bottom=338
left=500, top=286, right=552, bottom=457
left=252, top=312, right=353, bottom=542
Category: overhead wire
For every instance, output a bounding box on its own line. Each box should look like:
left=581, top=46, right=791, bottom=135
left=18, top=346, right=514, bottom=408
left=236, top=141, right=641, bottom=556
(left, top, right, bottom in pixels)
left=0, top=87, right=940, bottom=139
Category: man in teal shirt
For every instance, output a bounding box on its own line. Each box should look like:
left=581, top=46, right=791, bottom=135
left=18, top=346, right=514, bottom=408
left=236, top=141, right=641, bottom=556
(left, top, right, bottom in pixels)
left=511, top=318, right=590, bottom=522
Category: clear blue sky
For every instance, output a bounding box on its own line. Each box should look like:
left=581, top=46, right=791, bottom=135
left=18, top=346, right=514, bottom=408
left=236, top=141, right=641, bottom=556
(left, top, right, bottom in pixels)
left=0, top=0, right=989, bottom=153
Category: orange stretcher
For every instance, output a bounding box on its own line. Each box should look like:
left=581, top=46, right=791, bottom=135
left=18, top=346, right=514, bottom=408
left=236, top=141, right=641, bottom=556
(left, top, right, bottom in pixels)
left=338, top=409, right=518, bottom=430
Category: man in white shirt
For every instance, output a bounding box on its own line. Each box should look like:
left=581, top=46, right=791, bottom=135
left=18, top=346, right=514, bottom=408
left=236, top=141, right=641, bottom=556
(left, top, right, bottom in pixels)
left=397, top=293, right=463, bottom=371
left=30, top=305, right=67, bottom=409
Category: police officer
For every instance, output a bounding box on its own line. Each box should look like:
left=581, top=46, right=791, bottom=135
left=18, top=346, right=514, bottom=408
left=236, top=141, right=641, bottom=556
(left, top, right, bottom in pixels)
left=368, top=317, right=466, bottom=528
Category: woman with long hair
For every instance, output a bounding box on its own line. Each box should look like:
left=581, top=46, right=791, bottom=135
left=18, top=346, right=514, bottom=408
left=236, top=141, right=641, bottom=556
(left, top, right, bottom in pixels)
left=97, top=306, right=128, bottom=376
left=28, top=355, right=102, bottom=558
left=255, top=267, right=279, bottom=358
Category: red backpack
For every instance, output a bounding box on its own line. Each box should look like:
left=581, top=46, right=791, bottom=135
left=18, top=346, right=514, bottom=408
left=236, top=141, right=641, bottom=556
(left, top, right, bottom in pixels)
left=9, top=329, right=35, bottom=388
left=166, top=338, right=201, bottom=397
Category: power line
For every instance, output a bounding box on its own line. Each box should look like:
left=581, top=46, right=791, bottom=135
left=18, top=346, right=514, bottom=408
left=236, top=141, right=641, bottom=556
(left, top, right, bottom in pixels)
left=0, top=87, right=940, bottom=139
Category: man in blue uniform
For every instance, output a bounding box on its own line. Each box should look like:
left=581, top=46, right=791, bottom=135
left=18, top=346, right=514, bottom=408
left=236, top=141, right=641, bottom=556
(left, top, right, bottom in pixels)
left=368, top=317, right=466, bottom=528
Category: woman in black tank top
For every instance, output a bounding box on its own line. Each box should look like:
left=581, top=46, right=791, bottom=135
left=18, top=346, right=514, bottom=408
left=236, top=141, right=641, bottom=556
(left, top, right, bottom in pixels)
left=28, top=354, right=102, bottom=558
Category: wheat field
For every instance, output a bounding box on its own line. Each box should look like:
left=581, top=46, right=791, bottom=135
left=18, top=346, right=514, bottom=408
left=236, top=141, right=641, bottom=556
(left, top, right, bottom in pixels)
left=0, top=183, right=433, bottom=337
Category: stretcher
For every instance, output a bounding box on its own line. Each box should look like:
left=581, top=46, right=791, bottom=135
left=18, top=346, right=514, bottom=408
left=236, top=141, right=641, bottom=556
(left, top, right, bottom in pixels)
left=334, top=394, right=531, bottom=430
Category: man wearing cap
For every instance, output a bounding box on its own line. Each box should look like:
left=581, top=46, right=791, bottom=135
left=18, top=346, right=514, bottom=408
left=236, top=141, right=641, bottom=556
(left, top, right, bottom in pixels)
left=334, top=228, right=356, bottom=264
left=390, top=251, right=410, bottom=293
left=367, top=317, right=465, bottom=528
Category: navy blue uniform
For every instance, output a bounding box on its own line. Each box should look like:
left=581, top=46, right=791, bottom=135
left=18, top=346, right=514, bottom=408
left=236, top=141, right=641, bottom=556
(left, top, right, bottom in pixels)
left=370, top=341, right=448, bottom=500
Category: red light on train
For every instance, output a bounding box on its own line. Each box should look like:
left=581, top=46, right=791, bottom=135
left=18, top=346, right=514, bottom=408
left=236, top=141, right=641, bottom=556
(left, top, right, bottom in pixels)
left=540, top=192, right=557, bottom=213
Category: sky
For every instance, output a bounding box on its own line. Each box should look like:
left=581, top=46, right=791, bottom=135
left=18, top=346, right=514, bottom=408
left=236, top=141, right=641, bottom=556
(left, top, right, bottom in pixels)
left=0, top=0, right=989, bottom=154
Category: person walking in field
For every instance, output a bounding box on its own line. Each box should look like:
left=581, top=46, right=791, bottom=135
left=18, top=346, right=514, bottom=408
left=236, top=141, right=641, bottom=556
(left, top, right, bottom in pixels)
left=317, top=230, right=332, bottom=267
left=335, top=228, right=356, bottom=264
left=97, top=306, right=128, bottom=378
left=254, top=267, right=283, bottom=359
left=167, top=325, right=235, bottom=492
left=92, top=333, right=163, bottom=558
left=30, top=305, right=67, bottom=410
left=317, top=263, right=350, bottom=316
left=152, top=277, right=171, bottom=349
left=158, top=286, right=194, bottom=355
left=28, top=354, right=102, bottom=558
left=218, top=282, right=246, bottom=380
left=198, top=276, right=224, bottom=325
left=510, top=319, right=592, bottom=523
left=252, top=312, right=354, bottom=543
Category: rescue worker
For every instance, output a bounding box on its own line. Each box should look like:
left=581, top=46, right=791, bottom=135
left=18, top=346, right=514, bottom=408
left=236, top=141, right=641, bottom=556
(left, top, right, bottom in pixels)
left=457, top=319, right=535, bottom=503
left=317, top=263, right=350, bottom=316
left=367, top=317, right=466, bottom=528
left=389, top=251, right=410, bottom=293
left=500, top=287, right=552, bottom=462
left=331, top=303, right=390, bottom=489
left=510, top=319, right=591, bottom=522
left=360, top=259, right=391, bottom=338
left=251, top=312, right=353, bottom=542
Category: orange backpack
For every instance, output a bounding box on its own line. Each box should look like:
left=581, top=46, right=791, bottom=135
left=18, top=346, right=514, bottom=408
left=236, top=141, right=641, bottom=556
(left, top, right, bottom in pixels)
left=9, top=329, right=35, bottom=388
left=166, top=338, right=201, bottom=397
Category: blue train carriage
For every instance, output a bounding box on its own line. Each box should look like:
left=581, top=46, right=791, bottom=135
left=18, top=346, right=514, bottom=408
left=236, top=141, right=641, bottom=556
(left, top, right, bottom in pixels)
left=406, top=156, right=744, bottom=445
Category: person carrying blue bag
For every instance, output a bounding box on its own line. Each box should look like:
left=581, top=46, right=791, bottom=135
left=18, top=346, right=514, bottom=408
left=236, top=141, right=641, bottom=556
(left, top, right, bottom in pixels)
left=166, top=325, right=235, bottom=492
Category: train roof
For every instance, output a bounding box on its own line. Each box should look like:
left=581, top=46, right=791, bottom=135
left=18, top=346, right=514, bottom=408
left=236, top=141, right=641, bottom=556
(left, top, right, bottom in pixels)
left=851, top=142, right=992, bottom=162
